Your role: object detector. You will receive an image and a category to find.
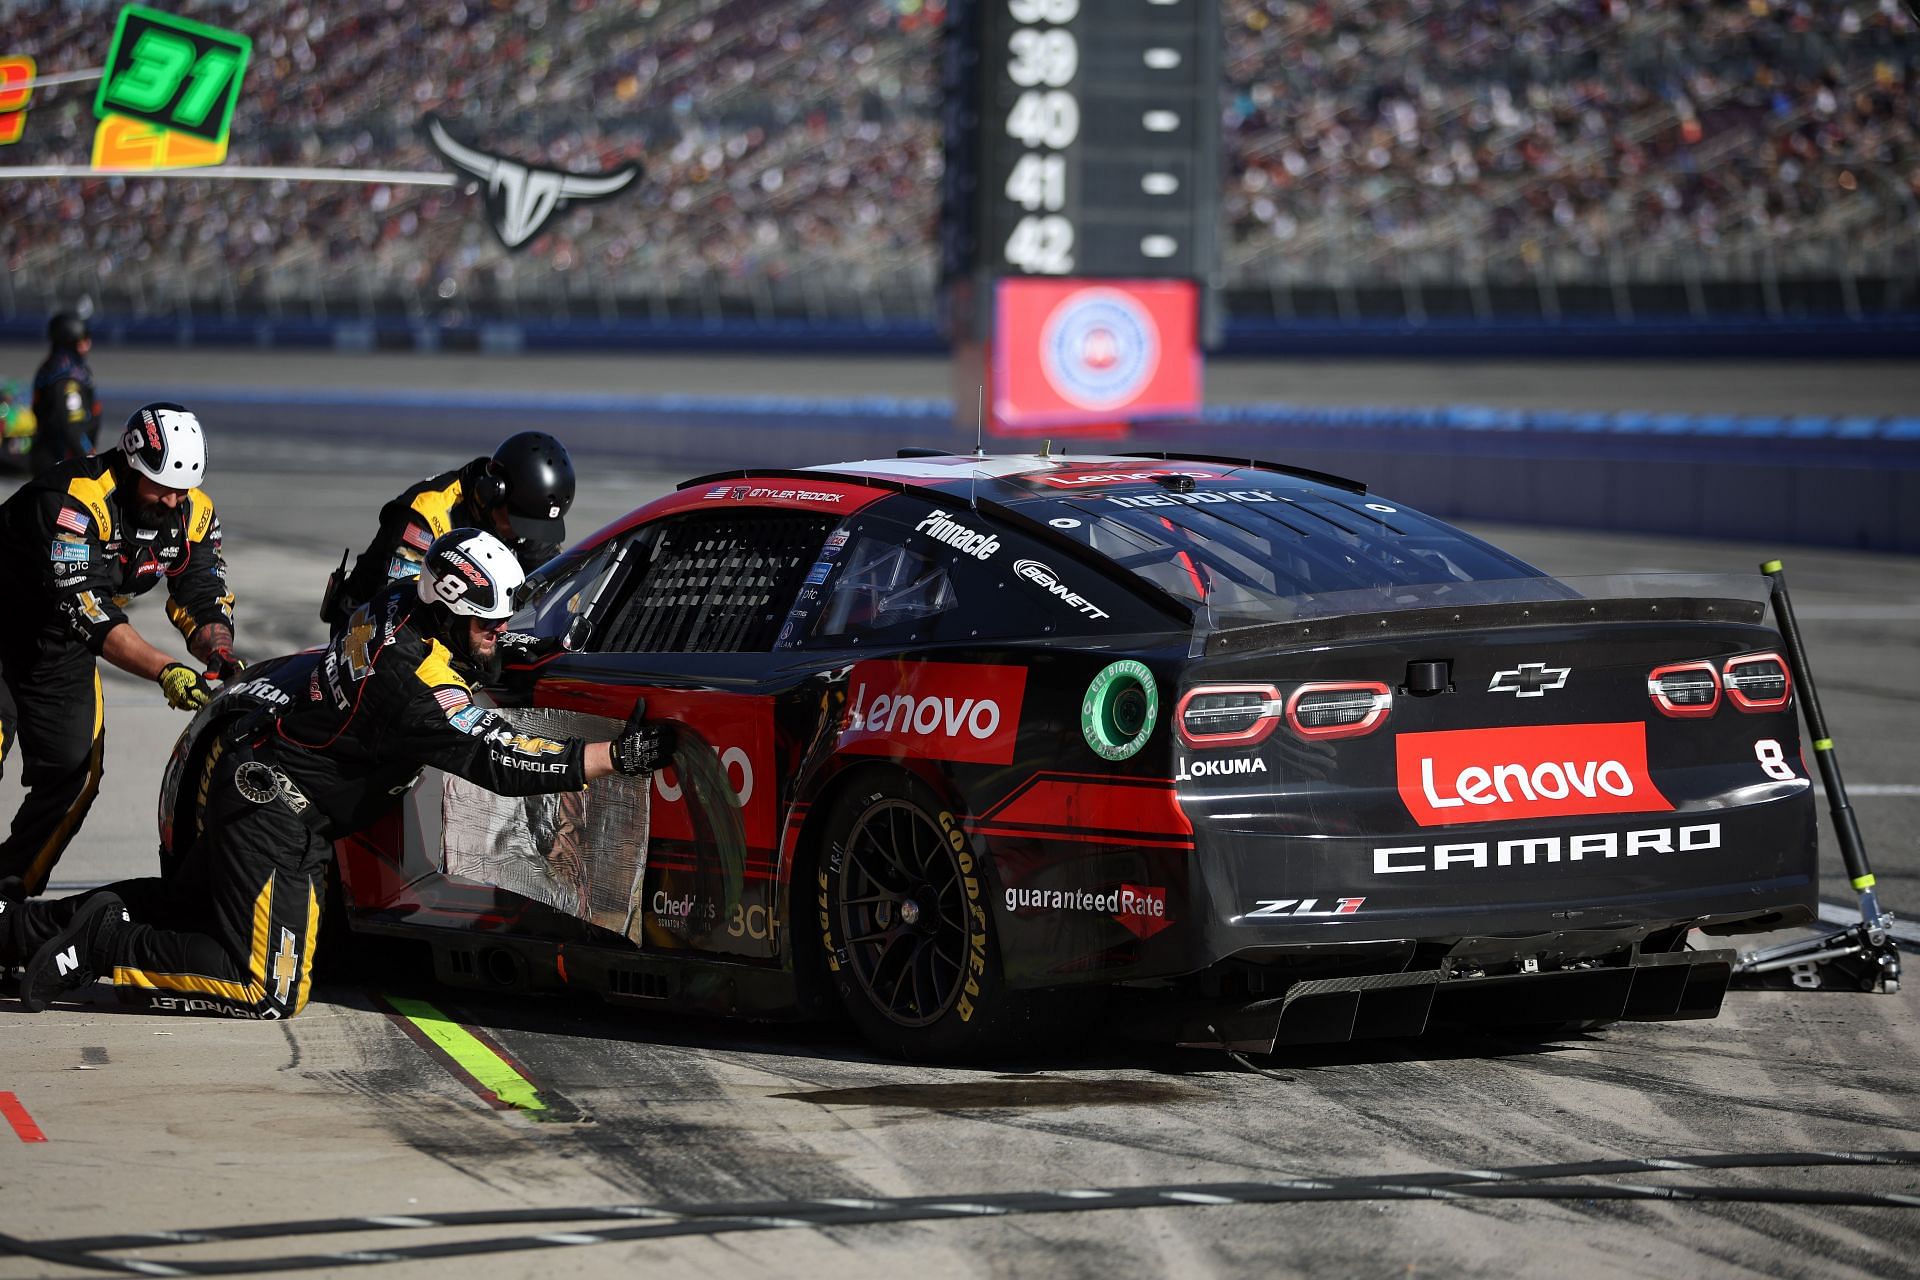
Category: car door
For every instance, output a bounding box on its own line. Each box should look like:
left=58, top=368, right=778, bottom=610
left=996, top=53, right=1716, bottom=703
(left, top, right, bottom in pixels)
left=522, top=504, right=842, bottom=959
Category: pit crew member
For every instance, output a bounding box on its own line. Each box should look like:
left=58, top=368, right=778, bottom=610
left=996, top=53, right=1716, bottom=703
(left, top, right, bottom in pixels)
left=1, top=529, right=674, bottom=1018
left=323, top=431, right=575, bottom=629
left=30, top=312, right=99, bottom=476
left=0, top=403, right=241, bottom=899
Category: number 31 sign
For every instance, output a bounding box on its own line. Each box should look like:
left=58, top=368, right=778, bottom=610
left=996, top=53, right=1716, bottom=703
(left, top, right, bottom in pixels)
left=94, top=6, right=249, bottom=146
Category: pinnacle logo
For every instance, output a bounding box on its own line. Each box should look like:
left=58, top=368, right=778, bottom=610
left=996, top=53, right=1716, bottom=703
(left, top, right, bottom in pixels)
left=426, top=115, right=642, bottom=251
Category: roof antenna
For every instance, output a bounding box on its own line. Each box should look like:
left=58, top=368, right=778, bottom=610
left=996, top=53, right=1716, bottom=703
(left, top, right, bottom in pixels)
left=973, top=386, right=986, bottom=459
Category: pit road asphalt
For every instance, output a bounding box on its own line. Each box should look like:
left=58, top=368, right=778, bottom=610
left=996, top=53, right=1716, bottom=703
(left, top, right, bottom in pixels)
left=0, top=352, right=1916, bottom=1280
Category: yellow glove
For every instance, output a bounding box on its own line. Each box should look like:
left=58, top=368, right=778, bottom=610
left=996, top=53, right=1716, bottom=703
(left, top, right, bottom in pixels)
left=158, top=662, right=215, bottom=711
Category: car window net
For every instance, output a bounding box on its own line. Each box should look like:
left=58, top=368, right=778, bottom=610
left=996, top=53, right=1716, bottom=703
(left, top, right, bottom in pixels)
left=598, top=511, right=836, bottom=653
left=814, top=538, right=957, bottom=639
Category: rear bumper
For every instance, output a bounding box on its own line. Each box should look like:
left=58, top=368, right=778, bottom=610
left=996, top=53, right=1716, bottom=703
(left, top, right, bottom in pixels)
left=1139, top=946, right=1738, bottom=1052
left=1188, top=794, right=1818, bottom=965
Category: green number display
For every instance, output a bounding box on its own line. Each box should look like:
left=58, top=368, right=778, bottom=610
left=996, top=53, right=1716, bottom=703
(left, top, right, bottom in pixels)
left=174, top=49, right=242, bottom=128
left=104, top=30, right=195, bottom=114
left=94, top=6, right=251, bottom=144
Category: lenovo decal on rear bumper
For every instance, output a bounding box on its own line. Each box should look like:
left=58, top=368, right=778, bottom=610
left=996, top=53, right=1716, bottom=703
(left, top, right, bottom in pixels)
left=1396, top=722, right=1672, bottom=827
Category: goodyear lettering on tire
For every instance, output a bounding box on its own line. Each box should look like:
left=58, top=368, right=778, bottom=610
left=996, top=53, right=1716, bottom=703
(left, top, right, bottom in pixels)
left=819, top=844, right=843, bottom=972
left=941, top=810, right=988, bottom=1024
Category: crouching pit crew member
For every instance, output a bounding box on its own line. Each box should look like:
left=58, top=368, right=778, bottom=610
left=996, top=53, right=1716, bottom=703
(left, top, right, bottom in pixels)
left=0, top=529, right=674, bottom=1018
left=322, top=430, right=575, bottom=630
left=0, top=403, right=241, bottom=899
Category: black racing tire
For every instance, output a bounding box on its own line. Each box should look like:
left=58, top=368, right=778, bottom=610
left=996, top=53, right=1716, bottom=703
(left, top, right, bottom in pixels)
left=815, top=770, right=1029, bottom=1061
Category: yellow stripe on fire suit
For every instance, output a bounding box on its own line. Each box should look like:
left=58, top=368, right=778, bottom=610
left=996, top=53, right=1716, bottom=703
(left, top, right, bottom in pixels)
left=112, top=875, right=273, bottom=1003
left=293, top=881, right=321, bottom=1014
left=20, top=670, right=105, bottom=894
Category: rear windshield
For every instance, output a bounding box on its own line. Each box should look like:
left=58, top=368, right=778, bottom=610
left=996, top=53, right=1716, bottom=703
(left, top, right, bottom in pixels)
left=1048, top=485, right=1543, bottom=617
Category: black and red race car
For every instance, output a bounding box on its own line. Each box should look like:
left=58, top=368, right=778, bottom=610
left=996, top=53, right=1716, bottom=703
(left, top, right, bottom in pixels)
left=162, top=452, right=1817, bottom=1058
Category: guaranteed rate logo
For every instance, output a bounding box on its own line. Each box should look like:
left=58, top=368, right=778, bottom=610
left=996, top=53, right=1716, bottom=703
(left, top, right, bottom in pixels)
left=425, top=115, right=642, bottom=251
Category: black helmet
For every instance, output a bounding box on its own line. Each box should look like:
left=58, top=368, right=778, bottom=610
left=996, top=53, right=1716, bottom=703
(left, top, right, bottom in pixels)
left=48, top=312, right=88, bottom=349
left=471, top=431, right=575, bottom=544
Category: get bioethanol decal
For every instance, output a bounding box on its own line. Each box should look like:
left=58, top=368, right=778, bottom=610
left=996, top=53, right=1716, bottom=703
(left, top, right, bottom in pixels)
left=1081, top=660, right=1157, bottom=761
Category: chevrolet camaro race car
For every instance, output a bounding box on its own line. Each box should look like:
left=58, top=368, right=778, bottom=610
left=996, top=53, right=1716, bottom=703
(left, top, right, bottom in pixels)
left=161, top=452, right=1817, bottom=1058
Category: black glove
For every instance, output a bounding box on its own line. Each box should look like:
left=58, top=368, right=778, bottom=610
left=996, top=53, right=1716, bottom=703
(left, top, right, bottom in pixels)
left=157, top=663, right=216, bottom=711
left=497, top=630, right=560, bottom=665
left=205, top=646, right=246, bottom=681
left=610, top=698, right=676, bottom=777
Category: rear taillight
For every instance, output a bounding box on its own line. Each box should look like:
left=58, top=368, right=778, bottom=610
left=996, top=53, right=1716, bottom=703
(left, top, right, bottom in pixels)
left=1176, top=684, right=1282, bottom=747
left=1647, top=661, right=1720, bottom=718
left=1723, top=652, right=1791, bottom=712
left=1285, top=681, right=1393, bottom=740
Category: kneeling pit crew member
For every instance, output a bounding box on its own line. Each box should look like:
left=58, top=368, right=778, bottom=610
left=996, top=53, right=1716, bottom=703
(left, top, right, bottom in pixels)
left=322, top=430, right=575, bottom=629
left=0, top=402, right=241, bottom=899
left=0, top=528, right=674, bottom=1018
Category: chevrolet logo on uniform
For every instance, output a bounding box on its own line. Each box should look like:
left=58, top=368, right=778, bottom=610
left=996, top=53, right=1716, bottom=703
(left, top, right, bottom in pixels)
left=1488, top=662, right=1571, bottom=697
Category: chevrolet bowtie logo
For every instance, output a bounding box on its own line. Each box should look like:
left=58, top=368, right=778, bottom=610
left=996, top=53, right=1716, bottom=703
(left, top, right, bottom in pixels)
left=1488, top=661, right=1571, bottom=697
left=426, top=115, right=641, bottom=251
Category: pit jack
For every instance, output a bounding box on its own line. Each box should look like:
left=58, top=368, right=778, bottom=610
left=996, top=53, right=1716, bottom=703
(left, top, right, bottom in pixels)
left=1731, top=560, right=1901, bottom=994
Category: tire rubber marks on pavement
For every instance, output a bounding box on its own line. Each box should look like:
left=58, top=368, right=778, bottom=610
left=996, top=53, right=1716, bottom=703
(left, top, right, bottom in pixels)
left=11, top=1150, right=1920, bottom=1275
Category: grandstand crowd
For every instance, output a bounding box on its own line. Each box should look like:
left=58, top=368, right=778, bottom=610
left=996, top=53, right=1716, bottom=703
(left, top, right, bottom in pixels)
left=1, top=0, right=1914, bottom=315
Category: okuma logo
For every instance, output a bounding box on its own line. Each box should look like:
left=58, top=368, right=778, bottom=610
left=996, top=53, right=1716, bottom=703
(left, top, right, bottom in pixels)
left=1176, top=756, right=1267, bottom=781
left=426, top=115, right=642, bottom=251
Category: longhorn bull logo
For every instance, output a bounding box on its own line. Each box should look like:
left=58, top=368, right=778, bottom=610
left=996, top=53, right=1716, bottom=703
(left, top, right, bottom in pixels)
left=425, top=115, right=641, bottom=251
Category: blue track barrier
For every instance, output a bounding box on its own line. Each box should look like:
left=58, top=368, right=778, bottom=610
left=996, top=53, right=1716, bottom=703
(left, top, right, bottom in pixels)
left=107, top=382, right=1920, bottom=553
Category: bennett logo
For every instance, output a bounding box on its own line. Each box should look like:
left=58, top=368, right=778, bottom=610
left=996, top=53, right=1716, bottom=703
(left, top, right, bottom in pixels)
left=840, top=659, right=1026, bottom=765
left=1012, top=559, right=1109, bottom=620
left=915, top=509, right=1000, bottom=560
left=426, top=115, right=641, bottom=251
left=1396, top=722, right=1671, bottom=827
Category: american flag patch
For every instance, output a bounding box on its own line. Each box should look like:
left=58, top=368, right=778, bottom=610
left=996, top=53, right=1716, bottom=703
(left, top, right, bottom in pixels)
left=55, top=507, right=89, bottom=535
left=705, top=486, right=730, bottom=500
left=402, top=524, right=433, bottom=549
left=433, top=686, right=470, bottom=713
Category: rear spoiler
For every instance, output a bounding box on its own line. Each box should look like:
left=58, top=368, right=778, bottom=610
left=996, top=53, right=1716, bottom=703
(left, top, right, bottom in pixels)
left=1206, top=595, right=1769, bottom=656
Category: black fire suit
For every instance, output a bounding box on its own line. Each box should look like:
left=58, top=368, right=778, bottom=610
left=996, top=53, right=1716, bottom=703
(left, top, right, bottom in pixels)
left=0, top=454, right=235, bottom=895
left=327, top=461, right=561, bottom=628
left=29, top=348, right=98, bottom=477
left=1, top=580, right=589, bottom=1018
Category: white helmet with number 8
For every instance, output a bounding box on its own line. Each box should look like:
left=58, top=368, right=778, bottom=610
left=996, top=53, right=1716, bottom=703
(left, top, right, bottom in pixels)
left=120, top=402, right=207, bottom=490
left=417, top=528, right=524, bottom=619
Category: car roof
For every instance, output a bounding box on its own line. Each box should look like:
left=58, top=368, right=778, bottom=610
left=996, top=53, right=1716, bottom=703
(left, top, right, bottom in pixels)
left=795, top=451, right=1367, bottom=510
